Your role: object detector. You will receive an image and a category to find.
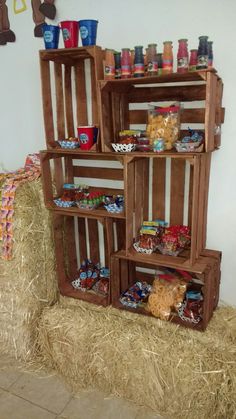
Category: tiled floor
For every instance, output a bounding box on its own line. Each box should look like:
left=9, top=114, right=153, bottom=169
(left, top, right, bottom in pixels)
left=0, top=354, right=163, bottom=419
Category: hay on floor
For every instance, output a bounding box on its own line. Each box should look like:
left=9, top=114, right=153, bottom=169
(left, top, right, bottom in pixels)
left=0, top=178, right=58, bottom=360
left=38, top=298, right=236, bottom=419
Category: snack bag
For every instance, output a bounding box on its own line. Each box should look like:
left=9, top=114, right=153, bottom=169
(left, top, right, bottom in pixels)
left=146, top=104, right=180, bottom=150
left=146, top=275, right=187, bottom=320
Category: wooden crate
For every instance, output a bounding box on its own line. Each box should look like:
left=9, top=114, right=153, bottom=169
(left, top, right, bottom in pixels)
left=98, top=70, right=224, bottom=153
left=111, top=250, right=221, bottom=330
left=53, top=212, right=115, bottom=306
left=123, top=153, right=211, bottom=267
left=39, top=46, right=104, bottom=151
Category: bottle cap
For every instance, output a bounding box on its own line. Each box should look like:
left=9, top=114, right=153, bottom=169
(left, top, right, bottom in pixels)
left=148, top=43, right=157, bottom=47
left=178, top=38, right=188, bottom=42
left=199, top=36, right=209, bottom=40
left=163, top=41, right=172, bottom=44
left=122, top=48, right=130, bottom=51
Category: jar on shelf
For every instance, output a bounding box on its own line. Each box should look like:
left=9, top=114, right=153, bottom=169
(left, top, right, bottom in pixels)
left=162, top=41, right=173, bottom=74
left=189, top=49, right=198, bottom=71
left=121, top=48, right=131, bottom=79
left=130, top=49, right=135, bottom=76
left=114, top=51, right=122, bottom=79
left=133, top=45, right=145, bottom=77
left=104, top=49, right=115, bottom=80
left=147, top=43, right=158, bottom=76
left=196, top=36, right=209, bottom=70
left=157, top=53, right=163, bottom=75
left=208, top=41, right=213, bottom=68
left=177, top=39, right=189, bottom=73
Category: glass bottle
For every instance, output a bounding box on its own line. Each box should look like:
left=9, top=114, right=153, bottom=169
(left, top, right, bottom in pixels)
left=189, top=49, right=198, bottom=71
left=208, top=41, right=213, bottom=68
left=133, top=45, right=145, bottom=77
left=157, top=53, right=163, bottom=75
left=121, top=48, right=131, bottom=79
left=147, top=43, right=158, bottom=76
left=177, top=39, right=189, bottom=73
left=196, top=36, right=209, bottom=70
left=114, top=51, right=122, bottom=79
left=104, top=49, right=115, bottom=80
left=162, top=41, right=173, bottom=74
left=130, top=49, right=135, bottom=76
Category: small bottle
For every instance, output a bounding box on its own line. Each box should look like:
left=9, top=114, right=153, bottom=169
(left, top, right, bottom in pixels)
left=177, top=39, right=189, bottom=73
left=147, top=43, right=158, bottom=76
left=133, top=45, right=145, bottom=77
left=189, top=49, right=198, bottom=71
left=121, top=48, right=131, bottom=79
left=130, top=49, right=135, bottom=76
left=208, top=41, right=213, bottom=68
left=114, top=51, right=122, bottom=79
left=162, top=41, right=173, bottom=74
left=157, top=53, right=163, bottom=75
left=196, top=36, right=209, bottom=70
left=104, top=49, right=115, bottom=80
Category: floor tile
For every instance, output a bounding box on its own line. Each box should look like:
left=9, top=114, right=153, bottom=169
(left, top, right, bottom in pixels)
left=58, top=390, right=138, bottom=419
left=10, top=370, right=72, bottom=415
left=0, top=390, right=56, bottom=419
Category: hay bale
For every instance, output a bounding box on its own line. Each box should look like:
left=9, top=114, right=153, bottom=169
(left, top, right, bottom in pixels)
left=0, top=179, right=58, bottom=360
left=38, top=298, right=236, bottom=419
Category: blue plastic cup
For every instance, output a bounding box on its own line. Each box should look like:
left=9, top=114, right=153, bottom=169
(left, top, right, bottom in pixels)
left=78, top=19, right=98, bottom=46
left=42, top=24, right=60, bottom=49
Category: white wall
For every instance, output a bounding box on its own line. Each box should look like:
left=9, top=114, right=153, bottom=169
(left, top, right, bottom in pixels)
left=1, top=0, right=235, bottom=305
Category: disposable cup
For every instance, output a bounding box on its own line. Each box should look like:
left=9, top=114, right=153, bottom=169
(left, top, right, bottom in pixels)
left=42, top=24, right=60, bottom=49
left=78, top=126, right=95, bottom=150
left=60, top=21, right=79, bottom=48
left=78, top=19, right=98, bottom=46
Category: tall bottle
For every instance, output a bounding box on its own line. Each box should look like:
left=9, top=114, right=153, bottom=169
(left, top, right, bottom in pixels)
left=114, top=51, right=122, bottom=79
left=196, top=36, right=209, bottom=70
left=104, top=49, right=115, bottom=80
left=189, top=49, right=198, bottom=71
left=177, top=39, right=189, bottom=73
left=121, top=48, right=131, bottom=79
left=147, top=43, right=158, bottom=76
left=162, top=41, right=173, bottom=74
left=133, top=45, right=145, bottom=77
left=208, top=41, right=213, bottom=68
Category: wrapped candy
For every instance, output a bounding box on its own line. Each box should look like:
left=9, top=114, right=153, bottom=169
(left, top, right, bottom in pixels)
left=120, top=281, right=152, bottom=308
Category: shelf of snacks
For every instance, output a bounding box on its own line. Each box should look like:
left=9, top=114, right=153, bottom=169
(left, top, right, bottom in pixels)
left=111, top=251, right=221, bottom=330
left=98, top=69, right=224, bottom=153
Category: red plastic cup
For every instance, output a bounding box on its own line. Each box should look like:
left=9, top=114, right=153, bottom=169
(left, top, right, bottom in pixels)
left=60, top=21, right=79, bottom=48
left=77, top=126, right=95, bottom=150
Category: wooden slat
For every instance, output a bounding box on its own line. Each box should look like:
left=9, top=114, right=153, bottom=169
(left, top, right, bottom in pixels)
left=189, top=156, right=201, bottom=265
left=201, top=153, right=211, bottom=247
left=53, top=214, right=67, bottom=287
left=120, top=93, right=130, bottom=131
left=90, top=58, right=99, bottom=125
left=73, top=166, right=123, bottom=180
left=87, top=219, right=100, bottom=263
left=152, top=159, right=166, bottom=220
left=142, top=159, right=149, bottom=219
left=77, top=217, right=87, bottom=263
left=128, top=85, right=206, bottom=103
left=39, top=153, right=54, bottom=203
left=130, top=108, right=206, bottom=125
left=214, top=79, right=224, bottom=148
left=196, top=155, right=207, bottom=258
left=111, top=93, right=122, bottom=141
left=170, top=159, right=186, bottom=225
left=75, top=61, right=88, bottom=126
left=110, top=256, right=121, bottom=304
left=99, top=90, right=113, bottom=152
left=64, top=217, right=78, bottom=277
left=64, top=65, right=75, bottom=137
left=104, top=218, right=114, bottom=267
left=205, top=72, right=217, bottom=151
left=53, top=158, right=64, bottom=197
left=120, top=259, right=129, bottom=293
left=134, top=159, right=145, bottom=239
left=124, top=158, right=135, bottom=252
left=188, top=164, right=193, bottom=228
left=40, top=59, right=55, bottom=147
left=89, top=186, right=124, bottom=196
left=116, top=219, right=126, bottom=250
left=54, top=63, right=66, bottom=139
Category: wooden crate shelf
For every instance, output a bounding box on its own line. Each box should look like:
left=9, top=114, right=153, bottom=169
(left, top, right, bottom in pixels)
left=98, top=69, right=224, bottom=153
left=39, top=45, right=104, bottom=151
left=111, top=249, right=221, bottom=330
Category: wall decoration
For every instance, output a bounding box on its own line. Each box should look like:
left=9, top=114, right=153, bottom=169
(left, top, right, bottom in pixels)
left=0, top=0, right=56, bottom=45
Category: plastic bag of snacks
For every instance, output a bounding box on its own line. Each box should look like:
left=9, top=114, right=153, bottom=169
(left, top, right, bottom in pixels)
left=120, top=281, right=152, bottom=309
left=146, top=104, right=181, bottom=150
left=133, top=220, right=167, bottom=254
left=146, top=275, right=187, bottom=320
left=71, top=259, right=100, bottom=291
left=157, top=225, right=191, bottom=256
left=178, top=290, right=203, bottom=324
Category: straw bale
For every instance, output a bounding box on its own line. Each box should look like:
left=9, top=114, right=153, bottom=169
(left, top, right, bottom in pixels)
left=0, top=178, right=58, bottom=360
left=38, top=298, right=236, bottom=419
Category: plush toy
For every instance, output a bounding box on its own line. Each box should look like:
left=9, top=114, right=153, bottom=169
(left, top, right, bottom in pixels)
left=0, top=0, right=56, bottom=45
